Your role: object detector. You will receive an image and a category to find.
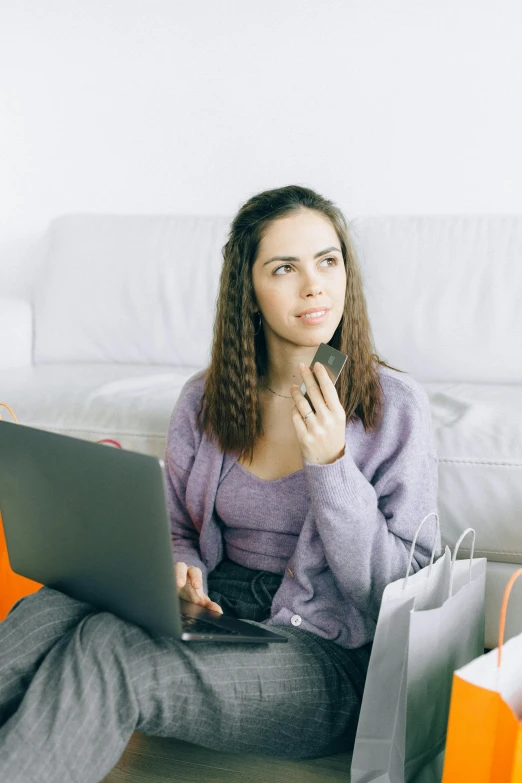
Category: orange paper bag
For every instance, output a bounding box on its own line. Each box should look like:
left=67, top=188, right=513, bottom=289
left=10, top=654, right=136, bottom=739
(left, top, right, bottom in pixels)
left=0, top=510, right=43, bottom=621
left=0, top=404, right=43, bottom=621
left=442, top=568, right=522, bottom=782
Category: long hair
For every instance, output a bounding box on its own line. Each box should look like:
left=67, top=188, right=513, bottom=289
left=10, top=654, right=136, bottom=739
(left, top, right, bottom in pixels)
left=196, top=185, right=405, bottom=464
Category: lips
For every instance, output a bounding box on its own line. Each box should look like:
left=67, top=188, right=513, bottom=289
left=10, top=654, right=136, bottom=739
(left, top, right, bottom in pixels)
left=298, top=310, right=329, bottom=325
left=296, top=306, right=331, bottom=317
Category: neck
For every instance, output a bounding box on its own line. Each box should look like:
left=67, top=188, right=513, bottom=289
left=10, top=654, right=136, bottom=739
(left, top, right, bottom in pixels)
left=257, top=343, right=319, bottom=396
left=261, top=380, right=293, bottom=399
left=259, top=372, right=300, bottom=398
left=259, top=358, right=313, bottom=397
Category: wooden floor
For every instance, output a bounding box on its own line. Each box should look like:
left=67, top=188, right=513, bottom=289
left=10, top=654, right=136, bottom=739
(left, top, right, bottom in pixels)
left=100, top=732, right=353, bottom=783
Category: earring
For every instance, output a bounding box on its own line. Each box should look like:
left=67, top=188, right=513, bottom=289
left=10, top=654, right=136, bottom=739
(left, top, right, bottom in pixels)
left=253, top=311, right=262, bottom=336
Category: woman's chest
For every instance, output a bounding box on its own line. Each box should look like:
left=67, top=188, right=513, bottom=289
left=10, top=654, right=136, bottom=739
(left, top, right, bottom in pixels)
left=237, top=412, right=304, bottom=481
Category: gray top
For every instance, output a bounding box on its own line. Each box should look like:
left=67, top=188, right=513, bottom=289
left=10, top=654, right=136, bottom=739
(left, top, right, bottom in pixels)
left=165, top=364, right=441, bottom=650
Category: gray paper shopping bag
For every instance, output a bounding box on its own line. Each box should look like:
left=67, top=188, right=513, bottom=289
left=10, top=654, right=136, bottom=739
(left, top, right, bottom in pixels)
left=350, top=516, right=487, bottom=783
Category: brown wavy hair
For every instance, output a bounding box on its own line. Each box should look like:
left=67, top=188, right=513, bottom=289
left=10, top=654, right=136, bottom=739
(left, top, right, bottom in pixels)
left=196, top=184, right=405, bottom=463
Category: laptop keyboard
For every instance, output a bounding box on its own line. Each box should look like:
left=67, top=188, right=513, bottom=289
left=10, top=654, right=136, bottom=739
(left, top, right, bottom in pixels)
left=180, top=614, right=242, bottom=636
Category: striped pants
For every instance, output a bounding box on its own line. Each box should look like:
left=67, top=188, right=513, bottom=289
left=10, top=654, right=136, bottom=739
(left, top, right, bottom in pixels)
left=0, top=557, right=372, bottom=783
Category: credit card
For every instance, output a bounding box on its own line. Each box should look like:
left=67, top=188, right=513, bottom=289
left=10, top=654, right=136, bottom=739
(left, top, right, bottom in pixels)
left=300, top=343, right=348, bottom=412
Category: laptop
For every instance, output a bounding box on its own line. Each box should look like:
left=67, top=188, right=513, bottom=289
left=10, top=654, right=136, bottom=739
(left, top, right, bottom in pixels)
left=0, top=420, right=287, bottom=644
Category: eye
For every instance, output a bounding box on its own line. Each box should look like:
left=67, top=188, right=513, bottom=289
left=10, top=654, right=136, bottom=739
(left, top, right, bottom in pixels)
left=273, top=257, right=338, bottom=275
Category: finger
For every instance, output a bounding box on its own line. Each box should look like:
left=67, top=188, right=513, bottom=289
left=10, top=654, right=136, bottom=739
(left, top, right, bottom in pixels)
left=187, top=566, right=202, bottom=589
left=175, top=562, right=187, bottom=587
left=312, top=361, right=339, bottom=410
left=205, top=599, right=224, bottom=615
left=183, top=580, right=204, bottom=603
left=297, top=363, right=325, bottom=412
left=191, top=587, right=223, bottom=615
left=291, top=405, right=310, bottom=438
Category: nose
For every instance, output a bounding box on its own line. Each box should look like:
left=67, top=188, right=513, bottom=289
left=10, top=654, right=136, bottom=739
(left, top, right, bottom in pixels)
left=301, top=275, right=323, bottom=296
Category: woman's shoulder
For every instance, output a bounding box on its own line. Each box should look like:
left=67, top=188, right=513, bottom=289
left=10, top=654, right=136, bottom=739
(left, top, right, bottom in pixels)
left=373, top=363, right=437, bottom=460
left=375, top=363, right=431, bottom=416
left=168, top=368, right=207, bottom=430
left=175, top=368, right=207, bottom=411
left=166, top=369, right=208, bottom=467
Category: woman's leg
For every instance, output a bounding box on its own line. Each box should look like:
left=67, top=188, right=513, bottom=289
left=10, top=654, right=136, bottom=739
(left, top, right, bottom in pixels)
left=0, top=586, right=99, bottom=726
left=0, top=598, right=372, bottom=783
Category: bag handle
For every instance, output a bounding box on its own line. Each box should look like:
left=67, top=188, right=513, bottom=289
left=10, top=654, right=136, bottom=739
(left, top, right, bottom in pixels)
left=448, top=527, right=476, bottom=599
left=96, top=439, right=123, bottom=449
left=497, top=567, right=522, bottom=672
left=402, top=511, right=440, bottom=591
left=0, top=403, right=18, bottom=423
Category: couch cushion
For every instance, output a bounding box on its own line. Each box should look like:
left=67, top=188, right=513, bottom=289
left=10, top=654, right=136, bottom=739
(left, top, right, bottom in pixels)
left=425, top=379, right=522, bottom=566
left=0, top=364, right=202, bottom=461
left=350, top=215, right=522, bottom=384
left=32, top=214, right=231, bottom=366
left=0, top=297, right=33, bottom=369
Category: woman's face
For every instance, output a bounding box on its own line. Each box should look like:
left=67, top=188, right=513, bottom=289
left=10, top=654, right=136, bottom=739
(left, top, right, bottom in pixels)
left=251, top=208, right=347, bottom=349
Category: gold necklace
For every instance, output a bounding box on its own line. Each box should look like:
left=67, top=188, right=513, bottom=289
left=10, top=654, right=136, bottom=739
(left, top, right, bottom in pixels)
left=261, top=381, right=293, bottom=399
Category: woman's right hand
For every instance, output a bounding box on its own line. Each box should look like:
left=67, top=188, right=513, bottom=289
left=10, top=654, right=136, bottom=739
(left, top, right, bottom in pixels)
left=175, top=562, right=223, bottom=614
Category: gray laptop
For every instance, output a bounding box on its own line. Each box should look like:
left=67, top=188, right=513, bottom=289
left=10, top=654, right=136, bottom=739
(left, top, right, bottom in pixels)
left=0, top=420, right=287, bottom=644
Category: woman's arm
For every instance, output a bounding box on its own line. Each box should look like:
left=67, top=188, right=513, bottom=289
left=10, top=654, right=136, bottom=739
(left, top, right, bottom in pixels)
left=303, top=392, right=440, bottom=621
left=164, top=454, right=210, bottom=595
left=164, top=377, right=210, bottom=595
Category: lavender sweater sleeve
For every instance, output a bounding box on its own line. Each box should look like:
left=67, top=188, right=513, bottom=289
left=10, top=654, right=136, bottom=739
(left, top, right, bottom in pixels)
left=164, top=381, right=208, bottom=587
left=301, top=386, right=440, bottom=621
left=165, top=455, right=208, bottom=573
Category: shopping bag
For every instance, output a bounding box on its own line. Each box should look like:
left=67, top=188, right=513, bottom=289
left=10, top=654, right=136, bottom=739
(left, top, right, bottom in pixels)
left=0, top=401, right=122, bottom=621
left=350, top=513, right=487, bottom=783
left=442, top=567, right=522, bottom=783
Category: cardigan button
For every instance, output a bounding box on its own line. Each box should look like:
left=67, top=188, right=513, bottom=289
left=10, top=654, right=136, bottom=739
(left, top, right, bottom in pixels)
left=291, top=614, right=302, bottom=626
left=287, top=567, right=294, bottom=578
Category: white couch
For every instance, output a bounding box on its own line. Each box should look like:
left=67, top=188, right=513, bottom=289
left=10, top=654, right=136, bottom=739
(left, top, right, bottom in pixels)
left=1, top=213, right=521, bottom=653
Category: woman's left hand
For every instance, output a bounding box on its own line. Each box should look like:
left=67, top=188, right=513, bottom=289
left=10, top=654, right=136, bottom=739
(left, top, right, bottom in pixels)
left=290, top=362, right=347, bottom=465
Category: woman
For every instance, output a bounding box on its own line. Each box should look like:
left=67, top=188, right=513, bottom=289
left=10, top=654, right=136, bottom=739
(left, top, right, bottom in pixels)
left=0, top=185, right=440, bottom=782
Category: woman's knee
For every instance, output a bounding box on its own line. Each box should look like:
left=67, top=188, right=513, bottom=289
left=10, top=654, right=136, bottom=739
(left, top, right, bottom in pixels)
left=74, top=610, right=120, bottom=648
left=71, top=610, right=149, bottom=674
left=9, top=586, right=94, bottom=613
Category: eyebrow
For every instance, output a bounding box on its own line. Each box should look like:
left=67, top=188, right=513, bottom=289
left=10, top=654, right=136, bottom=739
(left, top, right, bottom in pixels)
left=262, top=246, right=342, bottom=266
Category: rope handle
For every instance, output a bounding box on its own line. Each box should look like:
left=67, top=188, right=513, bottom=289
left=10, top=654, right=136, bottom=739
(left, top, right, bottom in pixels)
left=497, top=567, right=522, bottom=670
left=0, top=403, right=19, bottom=423
left=402, top=511, right=440, bottom=590
left=449, top=527, right=475, bottom=599
left=96, top=439, right=123, bottom=449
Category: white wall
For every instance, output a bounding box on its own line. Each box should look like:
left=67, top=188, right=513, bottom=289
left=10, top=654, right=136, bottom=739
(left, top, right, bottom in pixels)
left=1, top=0, right=521, bottom=296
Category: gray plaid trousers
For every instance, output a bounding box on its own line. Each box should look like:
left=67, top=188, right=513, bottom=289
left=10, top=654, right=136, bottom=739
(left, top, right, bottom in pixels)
left=0, top=557, right=372, bottom=783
